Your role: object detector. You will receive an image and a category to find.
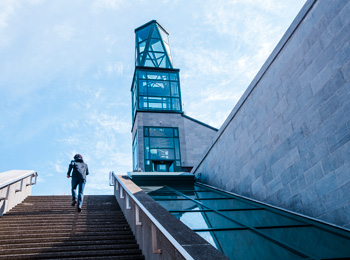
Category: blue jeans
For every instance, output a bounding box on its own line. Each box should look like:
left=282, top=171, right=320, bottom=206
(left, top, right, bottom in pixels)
left=71, top=178, right=86, bottom=208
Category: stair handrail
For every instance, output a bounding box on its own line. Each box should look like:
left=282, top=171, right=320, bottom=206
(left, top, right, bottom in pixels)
left=0, top=171, right=38, bottom=201
left=0, top=171, right=38, bottom=189
left=112, top=171, right=194, bottom=260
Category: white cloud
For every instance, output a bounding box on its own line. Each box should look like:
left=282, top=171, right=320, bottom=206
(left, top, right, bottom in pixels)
left=54, top=23, right=76, bottom=41
left=105, top=62, right=125, bottom=76
left=91, top=0, right=124, bottom=12
left=0, top=1, right=18, bottom=30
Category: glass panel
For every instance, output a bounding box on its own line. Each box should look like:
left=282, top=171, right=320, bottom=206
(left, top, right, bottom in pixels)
left=145, top=160, right=150, bottom=165
left=193, top=191, right=231, bottom=199
left=147, top=72, right=168, bottom=80
left=164, top=42, right=171, bottom=56
left=139, top=80, right=147, bottom=95
left=172, top=98, right=181, bottom=110
left=155, top=199, right=199, bottom=211
left=138, top=41, right=146, bottom=53
left=173, top=185, right=208, bottom=192
left=149, top=128, right=173, bottom=137
left=151, top=26, right=160, bottom=38
left=150, top=194, right=183, bottom=200
left=198, top=199, right=258, bottom=210
left=196, top=230, right=304, bottom=260
left=149, top=39, right=164, bottom=52
left=137, top=26, right=151, bottom=42
left=144, top=137, right=149, bottom=159
left=260, top=226, right=350, bottom=259
left=148, top=81, right=170, bottom=97
left=138, top=70, right=147, bottom=79
left=170, top=73, right=178, bottom=81
left=150, top=148, right=175, bottom=160
left=139, top=96, right=147, bottom=109
left=145, top=54, right=155, bottom=67
left=174, top=128, right=178, bottom=137
left=174, top=139, right=180, bottom=159
left=150, top=137, right=174, bottom=148
left=149, top=191, right=180, bottom=197
left=148, top=97, right=171, bottom=109
left=139, top=52, right=144, bottom=64
left=170, top=82, right=179, bottom=97
left=159, top=57, right=167, bottom=68
left=158, top=27, right=169, bottom=44
left=175, top=211, right=242, bottom=230
left=221, top=209, right=303, bottom=227
left=144, top=127, right=149, bottom=137
left=132, top=132, right=138, bottom=171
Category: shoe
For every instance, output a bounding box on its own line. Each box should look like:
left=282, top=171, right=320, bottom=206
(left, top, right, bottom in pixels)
left=71, top=201, right=77, bottom=207
left=77, top=207, right=82, bottom=212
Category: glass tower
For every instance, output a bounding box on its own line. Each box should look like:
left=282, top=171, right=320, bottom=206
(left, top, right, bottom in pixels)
left=131, top=20, right=182, bottom=122
left=131, top=21, right=183, bottom=172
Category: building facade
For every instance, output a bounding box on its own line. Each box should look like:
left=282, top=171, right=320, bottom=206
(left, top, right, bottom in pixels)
left=192, top=0, right=350, bottom=229
left=131, top=20, right=217, bottom=173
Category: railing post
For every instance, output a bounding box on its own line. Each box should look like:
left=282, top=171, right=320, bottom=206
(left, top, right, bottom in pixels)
left=152, top=223, right=162, bottom=254
left=120, top=186, right=124, bottom=199
left=15, top=179, right=23, bottom=193
left=126, top=194, right=131, bottom=210
left=135, top=205, right=142, bottom=226
left=0, top=185, right=10, bottom=201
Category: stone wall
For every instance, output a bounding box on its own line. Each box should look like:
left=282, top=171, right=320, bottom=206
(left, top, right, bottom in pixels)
left=193, top=0, right=350, bottom=228
left=132, top=112, right=217, bottom=171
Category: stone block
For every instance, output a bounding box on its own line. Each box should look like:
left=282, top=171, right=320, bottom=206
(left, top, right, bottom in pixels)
left=300, top=184, right=318, bottom=205
left=316, top=171, right=338, bottom=197
left=319, top=207, right=349, bottom=227
left=319, top=94, right=341, bottom=123
left=335, top=163, right=350, bottom=189
left=309, top=140, right=330, bottom=166
left=287, top=127, right=304, bottom=149
left=310, top=64, right=333, bottom=95
left=304, top=162, right=324, bottom=186
left=330, top=43, right=350, bottom=73
left=324, top=0, right=346, bottom=24
left=327, top=123, right=350, bottom=153
left=315, top=43, right=337, bottom=73
left=276, top=186, right=292, bottom=203
left=321, top=69, right=346, bottom=104
left=341, top=60, right=350, bottom=83
left=281, top=165, right=296, bottom=187
left=296, top=84, right=313, bottom=108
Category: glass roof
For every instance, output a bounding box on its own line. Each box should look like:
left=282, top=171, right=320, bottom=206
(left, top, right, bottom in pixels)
left=135, top=21, right=173, bottom=68
left=139, top=183, right=350, bottom=260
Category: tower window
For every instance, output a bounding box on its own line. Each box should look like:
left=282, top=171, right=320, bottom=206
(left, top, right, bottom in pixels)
left=144, top=126, right=181, bottom=172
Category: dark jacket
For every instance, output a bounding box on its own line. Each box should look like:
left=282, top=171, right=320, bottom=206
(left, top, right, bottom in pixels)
left=67, top=159, right=89, bottom=180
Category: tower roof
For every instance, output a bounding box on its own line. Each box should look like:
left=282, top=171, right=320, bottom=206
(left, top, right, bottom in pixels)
left=135, top=20, right=173, bottom=68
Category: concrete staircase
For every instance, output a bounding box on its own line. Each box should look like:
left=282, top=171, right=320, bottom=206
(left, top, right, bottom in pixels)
left=0, top=195, right=144, bottom=260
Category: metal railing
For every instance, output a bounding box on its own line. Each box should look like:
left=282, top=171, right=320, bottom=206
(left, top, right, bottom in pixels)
left=110, top=171, right=194, bottom=260
left=0, top=171, right=38, bottom=201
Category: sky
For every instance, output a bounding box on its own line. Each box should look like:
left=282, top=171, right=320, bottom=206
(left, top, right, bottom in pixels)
left=0, top=0, right=306, bottom=195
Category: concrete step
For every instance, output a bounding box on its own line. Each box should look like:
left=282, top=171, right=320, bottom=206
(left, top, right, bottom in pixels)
left=0, top=248, right=143, bottom=259
left=0, top=195, right=144, bottom=259
left=1, top=244, right=140, bottom=255
left=0, top=238, right=138, bottom=248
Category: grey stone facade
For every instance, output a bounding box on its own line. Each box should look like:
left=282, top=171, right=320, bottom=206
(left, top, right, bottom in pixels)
left=193, top=0, right=350, bottom=229
left=132, top=111, right=217, bottom=171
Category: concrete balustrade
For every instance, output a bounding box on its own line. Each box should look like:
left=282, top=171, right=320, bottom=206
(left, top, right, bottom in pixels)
left=111, top=172, right=228, bottom=260
left=0, top=170, right=38, bottom=216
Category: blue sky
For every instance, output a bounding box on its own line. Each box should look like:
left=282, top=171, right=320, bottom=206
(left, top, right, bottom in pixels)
left=0, top=0, right=306, bottom=195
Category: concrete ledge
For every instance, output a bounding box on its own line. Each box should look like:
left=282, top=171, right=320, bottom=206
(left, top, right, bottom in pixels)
left=0, top=170, right=37, bottom=216
left=113, top=174, right=229, bottom=260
